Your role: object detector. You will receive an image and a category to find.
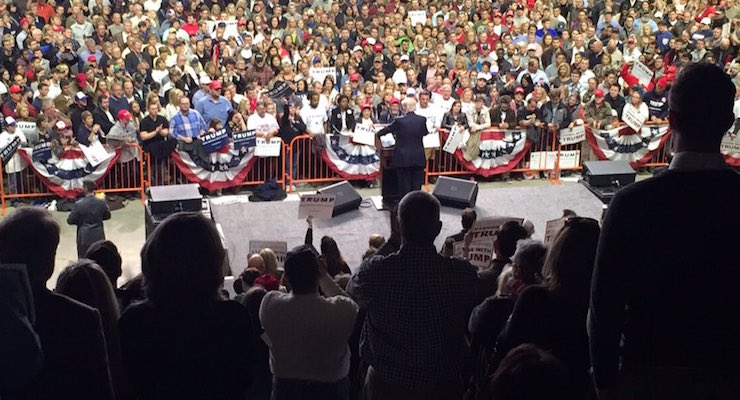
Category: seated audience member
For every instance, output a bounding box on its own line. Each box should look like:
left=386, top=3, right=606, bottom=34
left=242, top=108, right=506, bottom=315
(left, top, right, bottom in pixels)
left=242, top=286, right=272, bottom=400
left=487, top=344, right=570, bottom=400
left=84, top=239, right=123, bottom=289
left=119, top=213, right=254, bottom=399
left=259, top=248, right=281, bottom=278
left=476, top=221, right=529, bottom=301
left=0, top=267, right=43, bottom=398
left=348, top=191, right=478, bottom=400
left=248, top=253, right=266, bottom=273
left=441, top=207, right=477, bottom=256
left=362, top=234, right=387, bottom=260
left=590, top=63, right=740, bottom=398
left=55, top=259, right=129, bottom=400
left=260, top=245, right=359, bottom=400
left=304, top=217, right=352, bottom=276
left=468, top=239, right=548, bottom=396
left=495, top=217, right=600, bottom=398
left=0, top=208, right=114, bottom=399
left=233, top=267, right=262, bottom=303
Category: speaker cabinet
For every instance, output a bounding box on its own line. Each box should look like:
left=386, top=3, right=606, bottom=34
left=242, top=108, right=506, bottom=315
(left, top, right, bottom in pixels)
left=432, top=176, right=478, bottom=209
left=317, top=181, right=362, bottom=216
left=581, top=161, right=636, bottom=203
left=148, top=184, right=203, bottom=215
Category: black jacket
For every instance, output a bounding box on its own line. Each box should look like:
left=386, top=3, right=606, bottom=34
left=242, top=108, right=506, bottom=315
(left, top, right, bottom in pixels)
left=279, top=105, right=307, bottom=145
left=329, top=107, right=357, bottom=134
left=67, top=195, right=111, bottom=257
left=377, top=112, right=428, bottom=168
left=490, top=107, right=517, bottom=127
left=92, top=106, right=115, bottom=134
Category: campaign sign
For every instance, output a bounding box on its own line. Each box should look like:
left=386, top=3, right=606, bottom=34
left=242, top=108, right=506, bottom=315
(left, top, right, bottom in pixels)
left=309, top=67, right=337, bottom=84
left=631, top=60, right=653, bottom=88
left=0, top=137, right=20, bottom=166
left=201, top=128, right=230, bottom=153
left=32, top=142, right=53, bottom=162
left=255, top=138, right=282, bottom=157
left=352, top=124, right=376, bottom=146
left=298, top=194, right=336, bottom=219
left=249, top=240, right=289, bottom=267
left=232, top=129, right=256, bottom=153
left=443, top=125, right=465, bottom=154
left=409, top=10, right=427, bottom=26
left=466, top=216, right=524, bottom=269
left=267, top=81, right=294, bottom=99
left=79, top=141, right=114, bottom=167
left=559, top=125, right=586, bottom=145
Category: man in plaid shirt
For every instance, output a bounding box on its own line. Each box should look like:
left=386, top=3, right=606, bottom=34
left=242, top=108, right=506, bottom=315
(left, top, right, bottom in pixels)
left=169, top=96, right=207, bottom=143
left=348, top=191, right=478, bottom=399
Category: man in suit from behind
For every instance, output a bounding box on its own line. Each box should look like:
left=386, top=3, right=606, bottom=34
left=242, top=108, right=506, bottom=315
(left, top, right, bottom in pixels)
left=589, top=63, right=740, bottom=399
left=377, top=97, right=428, bottom=199
left=0, top=208, right=114, bottom=400
left=68, top=180, right=111, bottom=258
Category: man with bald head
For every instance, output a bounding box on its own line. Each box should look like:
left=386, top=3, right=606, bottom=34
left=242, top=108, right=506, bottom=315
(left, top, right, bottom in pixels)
left=376, top=97, right=429, bottom=200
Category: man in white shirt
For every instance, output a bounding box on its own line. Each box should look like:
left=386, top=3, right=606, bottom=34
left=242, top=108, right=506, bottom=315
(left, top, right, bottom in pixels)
left=247, top=101, right=279, bottom=139
left=415, top=91, right=441, bottom=135
left=260, top=245, right=358, bottom=399
left=0, top=117, right=28, bottom=195
left=300, top=92, right=329, bottom=146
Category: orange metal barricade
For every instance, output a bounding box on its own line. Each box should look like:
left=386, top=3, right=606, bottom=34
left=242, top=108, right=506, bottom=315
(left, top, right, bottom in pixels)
left=143, top=143, right=287, bottom=190
left=287, top=135, right=346, bottom=191
left=1, top=145, right=146, bottom=215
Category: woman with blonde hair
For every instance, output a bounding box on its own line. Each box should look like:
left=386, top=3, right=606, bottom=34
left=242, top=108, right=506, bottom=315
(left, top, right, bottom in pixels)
left=259, top=248, right=280, bottom=279
left=165, top=88, right=183, bottom=120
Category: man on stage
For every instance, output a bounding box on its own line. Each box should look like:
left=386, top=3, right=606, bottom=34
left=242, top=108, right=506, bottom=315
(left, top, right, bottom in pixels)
left=377, top=98, right=428, bottom=200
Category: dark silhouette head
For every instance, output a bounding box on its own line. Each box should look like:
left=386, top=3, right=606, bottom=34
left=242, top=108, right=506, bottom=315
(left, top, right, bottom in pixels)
left=489, top=344, right=570, bottom=400
left=85, top=240, right=123, bottom=288
left=83, top=179, right=96, bottom=195
left=283, top=245, right=320, bottom=294
left=0, top=207, right=60, bottom=288
left=495, top=221, right=529, bottom=260
left=669, top=63, right=735, bottom=153
left=141, top=212, right=225, bottom=308
left=398, top=191, right=442, bottom=246
left=55, top=259, right=120, bottom=336
left=543, top=217, right=600, bottom=301
left=461, top=207, right=477, bottom=231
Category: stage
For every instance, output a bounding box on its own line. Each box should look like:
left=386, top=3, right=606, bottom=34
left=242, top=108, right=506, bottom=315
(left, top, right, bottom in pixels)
left=210, top=182, right=606, bottom=276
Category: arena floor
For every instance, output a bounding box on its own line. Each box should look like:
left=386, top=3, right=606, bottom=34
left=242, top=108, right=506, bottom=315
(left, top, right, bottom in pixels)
left=1, top=177, right=614, bottom=288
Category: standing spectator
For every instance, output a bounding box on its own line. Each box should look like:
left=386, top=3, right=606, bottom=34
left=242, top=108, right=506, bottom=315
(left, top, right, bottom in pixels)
left=0, top=208, right=114, bottom=400
left=604, top=83, right=626, bottom=120
left=475, top=221, right=529, bottom=302
left=496, top=217, right=601, bottom=398
left=542, top=89, right=571, bottom=130
left=622, top=91, right=650, bottom=127
left=195, top=80, right=232, bottom=126
left=139, top=102, right=176, bottom=186
left=260, top=245, right=359, bottom=400
left=590, top=63, right=740, bottom=398
left=247, top=100, right=280, bottom=139
left=585, top=89, right=614, bottom=129
left=465, top=95, right=492, bottom=160
left=643, top=78, right=670, bottom=123
left=92, top=95, right=116, bottom=135
left=169, top=96, right=207, bottom=143
left=119, top=212, right=254, bottom=399
left=107, top=109, right=139, bottom=164
left=348, top=191, right=478, bottom=400
left=0, top=116, right=28, bottom=195
left=67, top=180, right=111, bottom=258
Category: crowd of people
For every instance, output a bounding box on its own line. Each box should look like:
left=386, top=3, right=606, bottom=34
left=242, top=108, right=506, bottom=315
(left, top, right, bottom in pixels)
left=4, top=0, right=740, bottom=197
left=1, top=0, right=740, bottom=398
left=1, top=63, right=739, bottom=400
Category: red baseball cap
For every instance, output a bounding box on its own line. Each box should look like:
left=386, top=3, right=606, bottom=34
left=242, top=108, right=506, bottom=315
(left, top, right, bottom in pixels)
left=373, top=43, right=384, bottom=53
left=389, top=97, right=401, bottom=105
left=87, top=55, right=97, bottom=62
left=657, top=77, right=669, bottom=87
left=209, top=80, right=222, bottom=90
left=9, top=84, right=21, bottom=94
left=514, top=86, right=524, bottom=94
left=117, top=109, right=132, bottom=120
left=20, top=18, right=29, bottom=27
left=594, top=89, right=604, bottom=97
left=349, top=73, right=361, bottom=82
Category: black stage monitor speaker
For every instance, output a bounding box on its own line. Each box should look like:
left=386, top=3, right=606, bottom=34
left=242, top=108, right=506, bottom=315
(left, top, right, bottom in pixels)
left=432, top=176, right=478, bottom=209
left=581, top=161, right=636, bottom=203
left=317, top=181, right=362, bottom=217
left=583, top=161, right=636, bottom=187
left=149, top=184, right=203, bottom=215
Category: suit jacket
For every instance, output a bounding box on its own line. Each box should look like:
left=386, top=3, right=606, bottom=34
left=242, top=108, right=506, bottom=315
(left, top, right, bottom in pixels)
left=93, top=106, right=115, bottom=135
left=377, top=112, right=428, bottom=168
left=67, top=195, right=111, bottom=256
left=490, top=107, right=517, bottom=127
left=13, top=288, right=114, bottom=400
left=589, top=167, right=740, bottom=390
left=329, top=107, right=357, bottom=134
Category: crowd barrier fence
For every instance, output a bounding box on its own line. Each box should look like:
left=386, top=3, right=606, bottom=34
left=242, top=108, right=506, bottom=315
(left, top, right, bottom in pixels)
left=1, top=126, right=673, bottom=215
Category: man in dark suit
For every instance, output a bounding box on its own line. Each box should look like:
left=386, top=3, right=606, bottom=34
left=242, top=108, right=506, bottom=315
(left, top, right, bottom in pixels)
left=377, top=98, right=428, bottom=199
left=67, top=180, right=111, bottom=257
left=589, top=63, right=740, bottom=399
left=0, top=207, right=114, bottom=400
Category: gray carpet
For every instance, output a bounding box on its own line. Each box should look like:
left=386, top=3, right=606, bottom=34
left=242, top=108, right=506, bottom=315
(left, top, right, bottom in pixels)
left=211, top=183, right=605, bottom=276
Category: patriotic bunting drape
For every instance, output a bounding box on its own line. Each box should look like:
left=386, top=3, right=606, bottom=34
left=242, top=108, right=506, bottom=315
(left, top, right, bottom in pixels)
left=320, top=134, right=381, bottom=180
left=586, top=125, right=671, bottom=168
left=449, top=129, right=532, bottom=177
left=170, top=144, right=257, bottom=191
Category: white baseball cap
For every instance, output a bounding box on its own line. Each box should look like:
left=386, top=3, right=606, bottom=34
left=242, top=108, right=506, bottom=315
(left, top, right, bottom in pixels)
left=199, top=72, right=212, bottom=85
left=5, top=116, right=16, bottom=126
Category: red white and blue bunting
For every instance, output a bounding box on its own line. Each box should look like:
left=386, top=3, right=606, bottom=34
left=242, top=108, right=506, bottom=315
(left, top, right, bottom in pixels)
left=321, top=134, right=381, bottom=180
left=18, top=146, right=121, bottom=198
left=171, top=143, right=257, bottom=191
left=449, top=129, right=531, bottom=177
left=721, top=132, right=740, bottom=167
left=586, top=124, right=671, bottom=168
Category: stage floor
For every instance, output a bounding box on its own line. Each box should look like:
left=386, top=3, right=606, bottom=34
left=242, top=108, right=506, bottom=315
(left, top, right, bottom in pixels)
left=210, top=182, right=605, bottom=276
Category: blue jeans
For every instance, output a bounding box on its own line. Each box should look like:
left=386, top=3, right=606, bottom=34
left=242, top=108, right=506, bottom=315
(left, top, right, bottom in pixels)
left=271, top=376, right=350, bottom=400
